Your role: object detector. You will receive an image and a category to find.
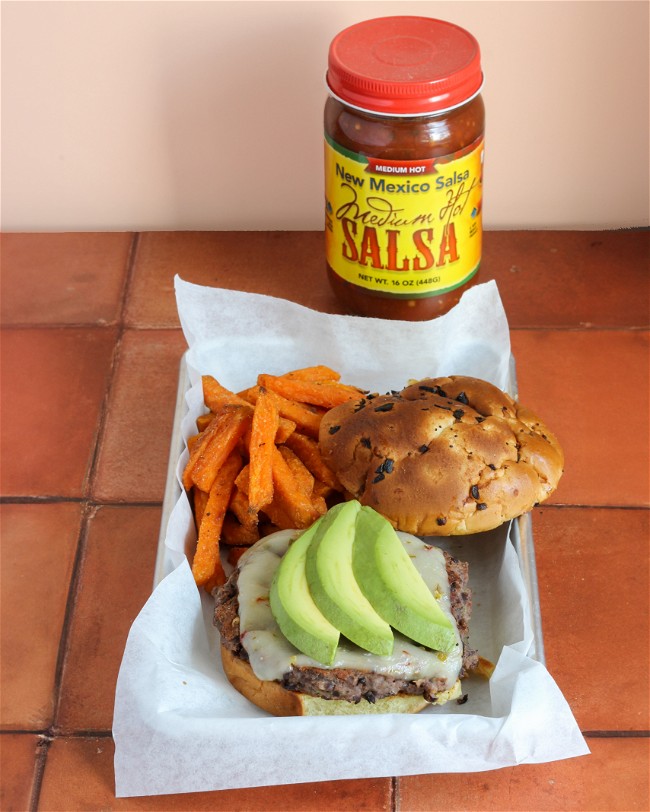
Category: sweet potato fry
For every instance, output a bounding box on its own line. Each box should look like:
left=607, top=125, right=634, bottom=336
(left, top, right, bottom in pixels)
left=241, top=418, right=292, bottom=455
left=258, top=373, right=362, bottom=410
left=283, top=431, right=341, bottom=490
left=227, top=546, right=249, bottom=567
left=189, top=405, right=252, bottom=493
left=311, top=494, right=328, bottom=516
left=312, top=479, right=336, bottom=501
left=259, top=496, right=295, bottom=531
left=221, top=514, right=260, bottom=547
left=236, top=386, right=256, bottom=405
left=278, top=445, right=314, bottom=496
left=187, top=433, right=202, bottom=454
left=282, top=365, right=341, bottom=382
left=192, top=451, right=242, bottom=591
left=182, top=425, right=215, bottom=491
left=204, top=569, right=226, bottom=595
left=183, top=411, right=239, bottom=492
left=248, top=387, right=280, bottom=514
left=196, top=412, right=214, bottom=432
left=202, top=375, right=253, bottom=413
left=188, top=366, right=351, bottom=542
left=239, top=385, right=322, bottom=438
left=470, top=656, right=496, bottom=680
left=234, top=463, right=250, bottom=494
left=275, top=417, right=296, bottom=443
left=193, top=487, right=210, bottom=530
left=258, top=520, right=283, bottom=537
left=270, top=446, right=325, bottom=528
left=228, top=486, right=257, bottom=530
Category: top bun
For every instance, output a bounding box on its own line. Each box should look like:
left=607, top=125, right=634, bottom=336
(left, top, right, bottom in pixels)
left=318, top=376, right=564, bottom=536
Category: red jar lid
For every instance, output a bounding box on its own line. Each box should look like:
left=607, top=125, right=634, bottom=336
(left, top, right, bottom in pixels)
left=327, top=16, right=482, bottom=115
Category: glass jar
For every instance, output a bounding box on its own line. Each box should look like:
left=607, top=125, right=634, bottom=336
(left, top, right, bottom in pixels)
left=324, top=16, right=485, bottom=320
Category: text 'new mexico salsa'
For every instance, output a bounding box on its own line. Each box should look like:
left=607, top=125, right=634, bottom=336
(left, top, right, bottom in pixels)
left=324, top=16, right=485, bottom=320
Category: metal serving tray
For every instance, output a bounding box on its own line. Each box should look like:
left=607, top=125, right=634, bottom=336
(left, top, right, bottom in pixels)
left=154, top=354, right=545, bottom=666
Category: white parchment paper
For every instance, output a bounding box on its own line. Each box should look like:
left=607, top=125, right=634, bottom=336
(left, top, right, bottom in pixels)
left=113, top=279, right=588, bottom=797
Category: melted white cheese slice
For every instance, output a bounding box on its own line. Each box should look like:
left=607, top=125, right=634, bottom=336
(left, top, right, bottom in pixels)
left=236, top=528, right=463, bottom=688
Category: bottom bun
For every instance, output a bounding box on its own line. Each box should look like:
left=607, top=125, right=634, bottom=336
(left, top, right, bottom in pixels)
left=220, top=644, right=462, bottom=717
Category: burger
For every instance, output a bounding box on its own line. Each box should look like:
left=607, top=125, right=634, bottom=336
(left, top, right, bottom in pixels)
left=212, top=375, right=562, bottom=715
left=215, top=524, right=478, bottom=716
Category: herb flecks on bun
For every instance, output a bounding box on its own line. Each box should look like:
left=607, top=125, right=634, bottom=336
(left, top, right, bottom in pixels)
left=318, top=375, right=564, bottom=536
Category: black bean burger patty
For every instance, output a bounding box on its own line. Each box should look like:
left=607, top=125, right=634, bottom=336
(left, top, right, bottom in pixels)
left=214, top=549, right=477, bottom=705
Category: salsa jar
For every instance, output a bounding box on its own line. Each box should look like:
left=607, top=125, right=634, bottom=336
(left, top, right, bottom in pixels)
left=324, top=16, right=485, bottom=320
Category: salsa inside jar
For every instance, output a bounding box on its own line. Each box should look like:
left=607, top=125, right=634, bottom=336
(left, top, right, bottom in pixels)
left=324, top=17, right=485, bottom=321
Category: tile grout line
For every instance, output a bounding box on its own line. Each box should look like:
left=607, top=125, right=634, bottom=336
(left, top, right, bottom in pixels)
left=27, top=730, right=118, bottom=812
left=2, top=495, right=647, bottom=511
left=29, top=737, right=50, bottom=812
left=48, top=504, right=98, bottom=727
left=583, top=730, right=650, bottom=738
left=392, top=775, right=400, bottom=812
left=3, top=727, right=646, bottom=739
left=48, top=503, right=101, bottom=708
left=0, top=495, right=162, bottom=506
left=27, top=234, right=142, bottom=812
left=1, top=322, right=648, bottom=332
left=116, top=232, right=142, bottom=326
left=18, top=728, right=649, bottom=812
left=26, top=504, right=95, bottom=812
left=51, top=233, right=142, bottom=709
left=0, top=323, right=184, bottom=332
left=84, top=232, right=140, bottom=500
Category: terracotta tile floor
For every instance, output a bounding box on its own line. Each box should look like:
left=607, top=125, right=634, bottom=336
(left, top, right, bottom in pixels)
left=1, top=230, right=648, bottom=810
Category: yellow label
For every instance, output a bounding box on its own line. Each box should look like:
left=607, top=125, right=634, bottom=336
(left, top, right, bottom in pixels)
left=324, top=134, right=483, bottom=298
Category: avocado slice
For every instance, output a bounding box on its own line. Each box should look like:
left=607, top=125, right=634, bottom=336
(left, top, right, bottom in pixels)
left=305, top=500, right=394, bottom=657
left=353, top=506, right=457, bottom=654
left=270, top=519, right=340, bottom=666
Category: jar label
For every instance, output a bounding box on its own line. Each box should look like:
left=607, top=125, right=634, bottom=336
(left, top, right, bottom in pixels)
left=324, top=134, right=483, bottom=298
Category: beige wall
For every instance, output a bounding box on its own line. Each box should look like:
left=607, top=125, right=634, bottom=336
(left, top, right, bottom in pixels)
left=1, top=0, right=648, bottom=231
